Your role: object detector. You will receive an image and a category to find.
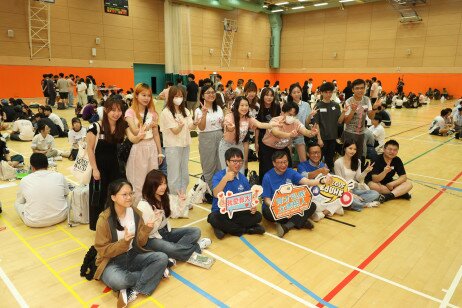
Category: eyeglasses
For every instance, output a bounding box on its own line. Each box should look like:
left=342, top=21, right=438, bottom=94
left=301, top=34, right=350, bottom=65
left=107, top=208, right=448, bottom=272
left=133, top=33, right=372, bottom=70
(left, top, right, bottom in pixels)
left=117, top=192, right=135, bottom=199
left=353, top=87, right=365, bottom=91
left=275, top=160, right=289, bottom=165
left=204, top=91, right=216, bottom=95
left=229, top=159, right=244, bottom=164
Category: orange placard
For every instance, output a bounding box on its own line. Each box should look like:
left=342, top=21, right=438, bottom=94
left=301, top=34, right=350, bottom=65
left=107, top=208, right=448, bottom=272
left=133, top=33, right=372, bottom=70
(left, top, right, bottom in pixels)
left=270, top=184, right=313, bottom=220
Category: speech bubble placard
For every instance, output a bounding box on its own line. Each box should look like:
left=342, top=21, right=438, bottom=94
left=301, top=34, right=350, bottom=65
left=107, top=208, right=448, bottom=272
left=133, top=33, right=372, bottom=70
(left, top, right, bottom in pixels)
left=217, top=185, right=263, bottom=218
left=269, top=184, right=313, bottom=220
left=311, top=174, right=355, bottom=207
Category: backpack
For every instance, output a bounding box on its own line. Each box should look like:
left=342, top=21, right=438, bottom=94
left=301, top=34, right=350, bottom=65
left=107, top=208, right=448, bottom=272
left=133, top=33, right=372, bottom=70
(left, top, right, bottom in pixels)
left=80, top=245, right=97, bottom=280
left=248, top=148, right=258, bottom=162
left=248, top=170, right=259, bottom=186
left=68, top=184, right=90, bottom=226
left=60, top=117, right=69, bottom=132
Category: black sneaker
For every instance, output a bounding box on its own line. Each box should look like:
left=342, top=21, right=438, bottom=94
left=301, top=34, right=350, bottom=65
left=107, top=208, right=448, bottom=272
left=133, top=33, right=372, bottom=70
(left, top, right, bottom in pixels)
left=379, top=193, right=395, bottom=203
left=247, top=224, right=265, bottom=235
left=397, top=193, right=412, bottom=200
left=213, top=227, right=225, bottom=240
left=276, top=223, right=289, bottom=238
left=304, top=220, right=314, bottom=230
left=455, top=132, right=460, bottom=139
left=126, top=288, right=138, bottom=304
left=204, top=193, right=213, bottom=204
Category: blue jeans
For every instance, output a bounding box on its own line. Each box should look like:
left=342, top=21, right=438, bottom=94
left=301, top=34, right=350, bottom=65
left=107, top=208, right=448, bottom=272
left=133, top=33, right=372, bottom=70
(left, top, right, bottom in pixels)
left=100, top=249, right=168, bottom=295
left=144, top=227, right=201, bottom=261
left=159, top=147, right=167, bottom=177
left=351, top=188, right=380, bottom=210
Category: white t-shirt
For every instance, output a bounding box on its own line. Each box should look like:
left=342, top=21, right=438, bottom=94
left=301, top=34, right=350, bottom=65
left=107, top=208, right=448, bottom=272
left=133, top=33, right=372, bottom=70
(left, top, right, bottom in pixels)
left=137, top=200, right=170, bottom=239
left=194, top=106, right=224, bottom=133
left=159, top=108, right=193, bottom=147
left=87, top=82, right=95, bottom=96
left=77, top=83, right=87, bottom=93
left=12, top=119, right=34, bottom=141
left=429, top=115, right=445, bottom=133
left=125, top=108, right=159, bottom=140
left=31, top=133, right=55, bottom=151
left=68, top=127, right=87, bottom=149
left=368, top=124, right=385, bottom=153
left=48, top=113, right=64, bottom=131
left=15, top=170, right=69, bottom=227
left=116, top=207, right=136, bottom=250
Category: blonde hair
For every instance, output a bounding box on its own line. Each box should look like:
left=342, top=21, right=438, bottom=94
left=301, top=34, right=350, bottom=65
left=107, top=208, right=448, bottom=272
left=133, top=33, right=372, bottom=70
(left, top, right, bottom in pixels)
left=131, top=83, right=156, bottom=125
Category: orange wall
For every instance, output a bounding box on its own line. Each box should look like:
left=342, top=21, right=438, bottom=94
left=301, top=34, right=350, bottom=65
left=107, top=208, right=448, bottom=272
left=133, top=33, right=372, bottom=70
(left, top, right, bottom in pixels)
left=0, top=65, right=134, bottom=99
left=190, top=70, right=462, bottom=98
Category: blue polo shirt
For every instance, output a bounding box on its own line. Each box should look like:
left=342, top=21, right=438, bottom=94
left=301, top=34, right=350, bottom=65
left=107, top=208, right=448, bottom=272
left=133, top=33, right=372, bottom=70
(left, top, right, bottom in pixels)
left=212, top=169, right=251, bottom=213
left=262, top=168, right=304, bottom=209
left=297, top=160, right=326, bottom=178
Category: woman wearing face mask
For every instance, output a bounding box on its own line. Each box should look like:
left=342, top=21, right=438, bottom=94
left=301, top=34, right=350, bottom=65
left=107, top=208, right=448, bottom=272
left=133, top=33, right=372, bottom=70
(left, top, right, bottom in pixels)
left=287, top=83, right=318, bottom=163
left=125, top=83, right=163, bottom=205
left=259, top=101, right=318, bottom=181
left=242, top=82, right=260, bottom=175
left=159, top=86, right=198, bottom=196
left=218, top=96, right=278, bottom=174
left=255, top=87, right=281, bottom=183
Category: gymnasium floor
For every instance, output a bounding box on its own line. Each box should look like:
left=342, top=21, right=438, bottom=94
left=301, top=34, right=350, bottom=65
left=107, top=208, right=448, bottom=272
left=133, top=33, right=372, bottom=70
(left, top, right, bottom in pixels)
left=1, top=99, right=461, bottom=307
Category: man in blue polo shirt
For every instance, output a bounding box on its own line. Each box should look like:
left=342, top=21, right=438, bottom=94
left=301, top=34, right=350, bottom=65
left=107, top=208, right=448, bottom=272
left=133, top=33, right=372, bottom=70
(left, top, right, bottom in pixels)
left=297, top=144, right=330, bottom=179
left=208, top=147, right=265, bottom=239
left=262, top=150, right=331, bottom=238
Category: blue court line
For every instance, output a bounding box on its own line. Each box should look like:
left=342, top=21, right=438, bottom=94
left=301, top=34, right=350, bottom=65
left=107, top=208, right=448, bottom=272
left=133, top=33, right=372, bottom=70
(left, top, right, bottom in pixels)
left=239, top=236, right=337, bottom=308
left=170, top=271, right=229, bottom=308
left=412, top=179, right=462, bottom=193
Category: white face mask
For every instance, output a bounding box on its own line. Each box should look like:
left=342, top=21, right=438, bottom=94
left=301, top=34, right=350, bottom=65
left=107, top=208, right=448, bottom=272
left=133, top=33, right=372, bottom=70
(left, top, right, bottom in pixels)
left=285, top=115, right=295, bottom=124
left=173, top=97, right=183, bottom=106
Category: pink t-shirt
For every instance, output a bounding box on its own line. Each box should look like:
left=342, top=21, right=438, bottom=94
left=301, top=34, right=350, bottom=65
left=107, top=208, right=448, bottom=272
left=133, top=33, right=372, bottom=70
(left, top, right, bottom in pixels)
left=262, top=115, right=304, bottom=149
left=159, top=108, right=193, bottom=147
left=222, top=113, right=257, bottom=144
left=125, top=108, right=158, bottom=140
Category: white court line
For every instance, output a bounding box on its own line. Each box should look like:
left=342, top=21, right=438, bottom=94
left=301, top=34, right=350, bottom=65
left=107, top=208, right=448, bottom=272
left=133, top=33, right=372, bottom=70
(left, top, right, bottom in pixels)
left=181, top=216, right=207, bottom=227
left=0, top=267, right=29, bottom=308
left=391, top=137, right=462, bottom=146
left=195, top=204, right=211, bottom=212
left=409, top=131, right=431, bottom=140
left=440, top=265, right=462, bottom=308
left=407, top=173, right=462, bottom=185
left=203, top=250, right=316, bottom=307
left=264, top=233, right=458, bottom=307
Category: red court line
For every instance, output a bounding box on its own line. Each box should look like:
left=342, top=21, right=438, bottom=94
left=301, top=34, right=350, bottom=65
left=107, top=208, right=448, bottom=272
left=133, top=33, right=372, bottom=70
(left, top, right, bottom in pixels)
left=317, top=170, right=462, bottom=307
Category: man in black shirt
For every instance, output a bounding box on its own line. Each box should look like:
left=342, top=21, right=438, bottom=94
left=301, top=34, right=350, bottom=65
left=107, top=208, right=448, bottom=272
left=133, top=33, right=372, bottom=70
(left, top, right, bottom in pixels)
left=186, top=73, right=199, bottom=113
left=367, top=139, right=413, bottom=202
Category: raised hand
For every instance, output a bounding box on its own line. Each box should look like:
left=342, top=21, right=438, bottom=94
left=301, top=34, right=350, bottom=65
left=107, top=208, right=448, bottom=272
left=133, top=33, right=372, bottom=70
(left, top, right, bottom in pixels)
left=324, top=174, right=333, bottom=185
left=225, top=171, right=236, bottom=182
left=384, top=163, right=392, bottom=173
left=310, top=106, right=319, bottom=118
left=290, top=129, right=298, bottom=138
left=124, top=227, right=135, bottom=242
left=365, top=161, right=375, bottom=173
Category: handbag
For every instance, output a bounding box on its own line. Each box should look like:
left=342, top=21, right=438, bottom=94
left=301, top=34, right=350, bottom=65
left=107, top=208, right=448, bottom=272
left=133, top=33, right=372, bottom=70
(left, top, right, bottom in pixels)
left=117, top=108, right=148, bottom=163
left=0, top=161, right=16, bottom=181
left=72, top=123, right=100, bottom=185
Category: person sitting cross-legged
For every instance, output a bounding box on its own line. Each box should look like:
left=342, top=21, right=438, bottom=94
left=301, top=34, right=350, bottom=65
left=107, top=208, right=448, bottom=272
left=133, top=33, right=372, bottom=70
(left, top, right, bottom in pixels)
left=367, top=139, right=413, bottom=202
left=207, top=147, right=266, bottom=239
left=262, top=150, right=331, bottom=238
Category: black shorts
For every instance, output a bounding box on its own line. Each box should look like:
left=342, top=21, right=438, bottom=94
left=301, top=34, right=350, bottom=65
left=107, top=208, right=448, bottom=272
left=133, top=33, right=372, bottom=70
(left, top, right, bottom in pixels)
left=59, top=92, right=68, bottom=99
left=243, top=131, right=251, bottom=143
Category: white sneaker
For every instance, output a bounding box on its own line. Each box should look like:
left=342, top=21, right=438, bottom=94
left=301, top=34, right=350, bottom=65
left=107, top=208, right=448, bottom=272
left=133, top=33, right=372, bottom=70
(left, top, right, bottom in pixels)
left=47, top=159, right=57, bottom=167
left=198, top=238, right=212, bottom=250
left=335, top=207, right=344, bottom=216
left=311, top=211, right=325, bottom=222
left=163, top=268, right=170, bottom=278
left=365, top=201, right=380, bottom=208
left=54, top=155, right=63, bottom=161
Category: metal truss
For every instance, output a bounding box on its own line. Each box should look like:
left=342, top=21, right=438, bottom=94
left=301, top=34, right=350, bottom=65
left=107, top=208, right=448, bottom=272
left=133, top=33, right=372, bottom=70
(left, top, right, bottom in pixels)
left=220, top=18, right=238, bottom=68
left=28, top=0, right=51, bottom=59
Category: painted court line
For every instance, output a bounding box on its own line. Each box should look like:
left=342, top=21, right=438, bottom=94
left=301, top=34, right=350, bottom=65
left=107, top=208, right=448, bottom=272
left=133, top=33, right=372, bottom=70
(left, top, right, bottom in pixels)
left=181, top=216, right=207, bottom=227
left=264, top=233, right=457, bottom=307
left=409, top=131, right=430, bottom=140
left=412, top=179, right=462, bottom=193
left=203, top=250, right=317, bottom=307
left=171, top=271, right=229, bottom=307
left=404, top=137, right=455, bottom=166
left=0, top=267, right=29, bottom=308
left=317, top=171, right=462, bottom=307
left=440, top=265, right=462, bottom=308
left=240, top=236, right=336, bottom=308
left=407, top=173, right=462, bottom=185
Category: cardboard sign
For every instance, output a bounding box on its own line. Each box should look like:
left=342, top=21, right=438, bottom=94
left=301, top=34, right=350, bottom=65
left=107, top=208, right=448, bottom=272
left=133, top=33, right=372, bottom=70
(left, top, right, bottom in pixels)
left=311, top=175, right=355, bottom=207
left=269, top=184, right=313, bottom=220
left=217, top=185, right=263, bottom=218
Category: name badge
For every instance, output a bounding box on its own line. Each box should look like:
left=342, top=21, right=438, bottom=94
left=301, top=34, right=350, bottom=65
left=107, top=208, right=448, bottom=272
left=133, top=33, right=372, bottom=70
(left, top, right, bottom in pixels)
left=331, top=107, right=336, bottom=110
left=320, top=108, right=327, bottom=112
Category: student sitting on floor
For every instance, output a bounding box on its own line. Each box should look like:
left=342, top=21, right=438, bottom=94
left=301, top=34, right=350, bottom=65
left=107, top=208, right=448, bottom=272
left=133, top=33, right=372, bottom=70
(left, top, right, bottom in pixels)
left=43, top=105, right=67, bottom=137
left=94, top=179, right=168, bottom=308
left=261, top=150, right=332, bottom=238
left=31, top=121, right=61, bottom=160
left=207, top=147, right=266, bottom=239
left=367, top=139, right=413, bottom=202
left=67, top=117, right=86, bottom=161
left=368, top=114, right=385, bottom=155
left=10, top=114, right=35, bottom=142
left=428, top=109, right=452, bottom=136
left=0, top=136, right=24, bottom=168
left=14, top=153, right=68, bottom=227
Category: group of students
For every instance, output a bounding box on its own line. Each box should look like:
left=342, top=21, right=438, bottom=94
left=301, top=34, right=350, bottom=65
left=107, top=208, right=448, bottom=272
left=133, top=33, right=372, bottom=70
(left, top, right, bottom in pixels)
left=428, top=100, right=462, bottom=138
left=41, top=73, right=97, bottom=108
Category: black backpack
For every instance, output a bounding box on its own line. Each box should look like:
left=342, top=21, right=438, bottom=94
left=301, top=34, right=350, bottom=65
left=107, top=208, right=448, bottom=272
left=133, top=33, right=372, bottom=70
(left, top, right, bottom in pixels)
left=80, top=245, right=97, bottom=280
left=248, top=170, right=259, bottom=186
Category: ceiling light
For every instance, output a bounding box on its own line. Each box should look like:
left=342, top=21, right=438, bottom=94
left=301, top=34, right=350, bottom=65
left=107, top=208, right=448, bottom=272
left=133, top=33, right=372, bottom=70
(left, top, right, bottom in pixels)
left=275, top=1, right=289, bottom=5
left=339, top=0, right=354, bottom=2
left=298, top=0, right=310, bottom=2
left=292, top=6, right=305, bottom=9
left=314, top=2, right=328, bottom=6
left=272, top=8, right=284, bottom=12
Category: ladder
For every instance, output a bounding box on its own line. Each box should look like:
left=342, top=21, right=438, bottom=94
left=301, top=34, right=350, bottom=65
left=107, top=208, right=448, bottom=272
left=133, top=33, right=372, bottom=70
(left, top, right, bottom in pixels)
left=220, top=19, right=238, bottom=68
left=28, top=0, right=51, bottom=59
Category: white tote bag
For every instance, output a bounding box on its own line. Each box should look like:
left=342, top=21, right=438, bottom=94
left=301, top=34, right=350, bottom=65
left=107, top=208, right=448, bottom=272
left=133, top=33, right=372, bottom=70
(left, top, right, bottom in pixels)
left=72, top=123, right=100, bottom=185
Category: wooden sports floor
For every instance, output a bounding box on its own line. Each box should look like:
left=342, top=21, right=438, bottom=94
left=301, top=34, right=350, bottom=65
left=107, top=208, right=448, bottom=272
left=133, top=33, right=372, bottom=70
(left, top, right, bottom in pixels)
left=1, top=99, right=461, bottom=307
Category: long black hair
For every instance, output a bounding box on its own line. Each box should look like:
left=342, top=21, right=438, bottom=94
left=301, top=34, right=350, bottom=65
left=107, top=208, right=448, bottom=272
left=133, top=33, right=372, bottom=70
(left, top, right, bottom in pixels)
left=343, top=140, right=359, bottom=171
left=231, top=96, right=249, bottom=144
left=142, top=169, right=171, bottom=218
left=257, top=87, right=279, bottom=119
left=105, top=179, right=133, bottom=231
left=287, top=83, right=303, bottom=104
left=199, top=85, right=218, bottom=112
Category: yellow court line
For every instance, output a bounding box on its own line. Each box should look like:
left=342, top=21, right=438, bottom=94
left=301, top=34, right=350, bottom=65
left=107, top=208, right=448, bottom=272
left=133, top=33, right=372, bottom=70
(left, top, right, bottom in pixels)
left=0, top=217, right=87, bottom=307
left=35, top=237, right=72, bottom=250
left=25, top=228, right=60, bottom=240
left=70, top=279, right=89, bottom=288
left=46, top=247, right=85, bottom=262
left=131, top=295, right=165, bottom=308
left=85, top=290, right=113, bottom=305
left=57, top=262, right=82, bottom=274
left=57, top=226, right=90, bottom=250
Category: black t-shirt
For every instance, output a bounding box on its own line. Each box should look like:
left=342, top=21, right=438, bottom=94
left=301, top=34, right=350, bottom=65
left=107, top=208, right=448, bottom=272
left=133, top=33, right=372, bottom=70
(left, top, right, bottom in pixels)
left=37, top=117, right=60, bottom=137
left=379, top=110, right=390, bottom=122
left=256, top=104, right=281, bottom=144
left=367, top=154, right=406, bottom=184
left=186, top=81, right=198, bottom=102
left=0, top=139, right=9, bottom=161
left=314, top=101, right=341, bottom=140
left=343, top=86, right=353, bottom=100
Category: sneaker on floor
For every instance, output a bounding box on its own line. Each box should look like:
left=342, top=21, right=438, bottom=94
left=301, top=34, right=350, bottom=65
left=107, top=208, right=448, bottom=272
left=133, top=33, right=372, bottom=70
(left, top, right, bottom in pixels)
left=304, top=220, right=314, bottom=230
left=167, top=258, right=176, bottom=268
left=126, top=288, right=138, bottom=304
left=397, top=193, right=412, bottom=200
left=276, top=223, right=288, bottom=238
left=379, top=193, right=395, bottom=203
left=335, top=206, right=344, bottom=216
left=204, top=193, right=213, bottom=204
left=311, top=211, right=325, bottom=222
left=118, top=289, right=128, bottom=308
left=365, top=201, right=380, bottom=208
left=163, top=268, right=170, bottom=278
left=198, top=237, right=212, bottom=250
left=48, top=159, right=57, bottom=167
left=246, top=224, right=265, bottom=235
left=213, top=228, right=225, bottom=240
left=54, top=155, right=63, bottom=161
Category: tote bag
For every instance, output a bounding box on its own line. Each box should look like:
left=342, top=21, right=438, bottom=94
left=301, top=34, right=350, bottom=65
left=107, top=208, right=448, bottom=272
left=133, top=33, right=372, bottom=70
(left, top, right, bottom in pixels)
left=72, top=123, right=100, bottom=184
